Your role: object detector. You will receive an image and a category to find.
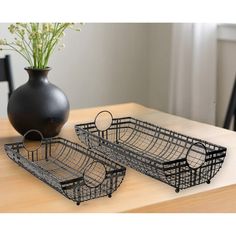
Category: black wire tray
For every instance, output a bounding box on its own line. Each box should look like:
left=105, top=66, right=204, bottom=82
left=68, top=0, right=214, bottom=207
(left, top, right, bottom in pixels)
left=75, top=111, right=227, bottom=192
left=4, top=130, right=126, bottom=205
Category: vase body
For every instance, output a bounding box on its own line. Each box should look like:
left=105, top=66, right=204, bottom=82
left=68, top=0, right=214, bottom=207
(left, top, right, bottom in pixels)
left=7, top=68, right=70, bottom=138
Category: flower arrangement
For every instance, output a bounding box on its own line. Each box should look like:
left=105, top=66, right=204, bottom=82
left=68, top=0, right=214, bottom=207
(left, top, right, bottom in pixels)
left=0, top=23, right=81, bottom=69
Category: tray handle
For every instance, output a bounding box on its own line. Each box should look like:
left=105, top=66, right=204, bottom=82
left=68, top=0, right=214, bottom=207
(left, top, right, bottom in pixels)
left=23, top=129, right=43, bottom=152
left=83, top=161, right=107, bottom=188
left=94, top=110, right=113, bottom=131
left=186, top=142, right=207, bottom=169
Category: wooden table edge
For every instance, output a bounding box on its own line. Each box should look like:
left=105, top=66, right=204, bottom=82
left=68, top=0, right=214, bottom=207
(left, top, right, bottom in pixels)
left=123, top=184, right=236, bottom=213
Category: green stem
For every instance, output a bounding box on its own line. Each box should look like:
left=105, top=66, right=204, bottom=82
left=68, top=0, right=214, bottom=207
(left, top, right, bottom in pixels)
left=7, top=44, right=32, bottom=66
left=31, top=24, right=37, bottom=68
left=44, top=24, right=70, bottom=67
left=2, top=23, right=75, bottom=69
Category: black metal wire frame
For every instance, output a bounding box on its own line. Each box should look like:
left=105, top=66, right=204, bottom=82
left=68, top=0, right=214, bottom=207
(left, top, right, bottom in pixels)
left=4, top=137, right=126, bottom=205
left=75, top=117, right=227, bottom=192
left=0, top=55, right=14, bottom=99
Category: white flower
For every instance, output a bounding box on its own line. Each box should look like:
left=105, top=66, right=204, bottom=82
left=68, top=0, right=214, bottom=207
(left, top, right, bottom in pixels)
left=48, top=23, right=54, bottom=32
left=8, top=24, right=16, bottom=34
left=43, top=23, right=54, bottom=33
left=29, top=32, right=37, bottom=40
left=58, top=43, right=65, bottom=51
left=42, top=23, right=49, bottom=32
left=0, top=39, right=7, bottom=45
left=2, top=23, right=81, bottom=69
left=20, top=29, right=25, bottom=36
left=15, top=40, right=22, bottom=46
left=37, top=44, right=42, bottom=50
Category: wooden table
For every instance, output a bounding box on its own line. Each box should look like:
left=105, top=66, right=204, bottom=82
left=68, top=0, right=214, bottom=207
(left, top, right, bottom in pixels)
left=1, top=103, right=236, bottom=213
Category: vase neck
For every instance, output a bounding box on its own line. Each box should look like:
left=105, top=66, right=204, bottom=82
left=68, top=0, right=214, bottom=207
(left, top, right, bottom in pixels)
left=25, top=68, right=51, bottom=84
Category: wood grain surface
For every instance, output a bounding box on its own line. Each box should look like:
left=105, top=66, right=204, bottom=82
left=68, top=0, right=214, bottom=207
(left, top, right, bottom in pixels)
left=0, top=103, right=236, bottom=212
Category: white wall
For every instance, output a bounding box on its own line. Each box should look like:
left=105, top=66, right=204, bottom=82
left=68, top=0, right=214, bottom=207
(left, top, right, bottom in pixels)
left=0, top=23, right=149, bottom=117
left=2, top=23, right=230, bottom=129
left=148, top=23, right=172, bottom=112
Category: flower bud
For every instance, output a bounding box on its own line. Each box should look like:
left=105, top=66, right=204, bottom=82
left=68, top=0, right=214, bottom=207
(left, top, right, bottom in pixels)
left=0, top=39, right=7, bottom=45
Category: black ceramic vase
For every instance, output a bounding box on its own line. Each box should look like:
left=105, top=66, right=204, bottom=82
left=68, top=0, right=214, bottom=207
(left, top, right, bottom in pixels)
left=7, top=67, right=70, bottom=138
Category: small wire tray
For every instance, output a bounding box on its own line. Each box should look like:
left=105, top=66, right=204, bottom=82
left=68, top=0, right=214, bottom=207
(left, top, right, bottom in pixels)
left=4, top=130, right=126, bottom=205
left=75, top=111, right=227, bottom=192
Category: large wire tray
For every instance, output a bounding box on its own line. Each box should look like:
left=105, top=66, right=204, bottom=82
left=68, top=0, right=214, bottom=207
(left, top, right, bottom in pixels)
left=75, top=111, right=227, bottom=192
left=4, top=130, right=126, bottom=205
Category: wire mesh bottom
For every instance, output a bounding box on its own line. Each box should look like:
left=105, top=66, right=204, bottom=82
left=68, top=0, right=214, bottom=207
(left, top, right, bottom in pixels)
left=75, top=115, right=227, bottom=192
left=4, top=137, right=126, bottom=205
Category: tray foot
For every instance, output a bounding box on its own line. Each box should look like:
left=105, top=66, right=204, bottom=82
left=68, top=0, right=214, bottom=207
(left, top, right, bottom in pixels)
left=175, top=188, right=180, bottom=193
left=76, top=202, right=80, bottom=205
left=206, top=180, right=211, bottom=184
left=108, top=194, right=112, bottom=198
